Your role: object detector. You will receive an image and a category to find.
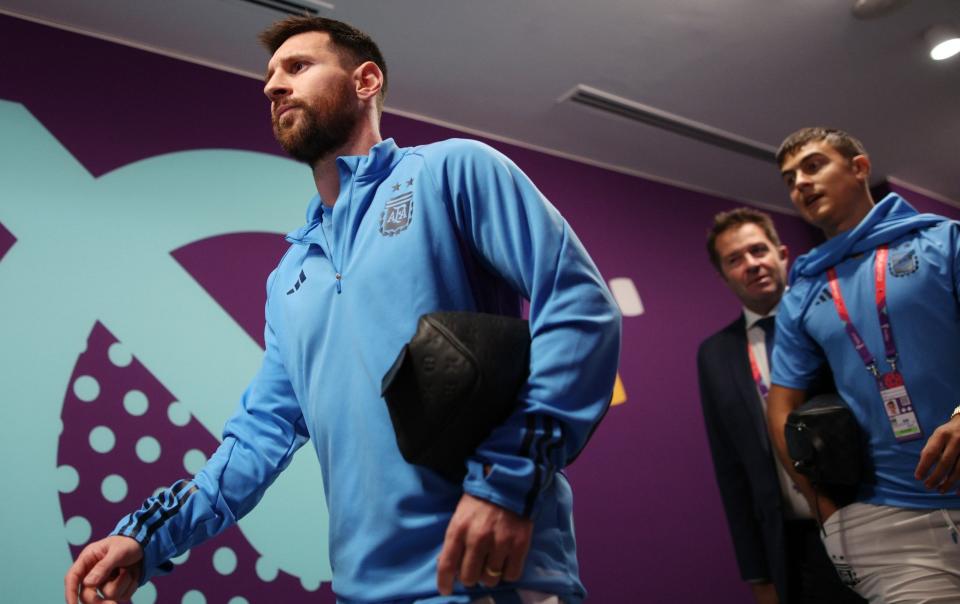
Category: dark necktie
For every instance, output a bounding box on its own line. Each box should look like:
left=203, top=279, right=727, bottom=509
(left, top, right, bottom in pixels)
left=756, top=316, right=776, bottom=369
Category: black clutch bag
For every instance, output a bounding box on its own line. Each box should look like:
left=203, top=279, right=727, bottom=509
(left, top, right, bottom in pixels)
left=785, top=393, right=865, bottom=504
left=380, top=311, right=531, bottom=481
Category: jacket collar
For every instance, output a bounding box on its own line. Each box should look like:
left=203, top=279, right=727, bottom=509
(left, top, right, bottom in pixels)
left=287, top=138, right=406, bottom=242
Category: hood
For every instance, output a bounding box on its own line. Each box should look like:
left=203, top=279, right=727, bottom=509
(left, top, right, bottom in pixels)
left=789, top=193, right=945, bottom=283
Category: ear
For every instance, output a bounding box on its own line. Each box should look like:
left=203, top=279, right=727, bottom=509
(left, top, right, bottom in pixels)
left=851, top=154, right=871, bottom=183
left=778, top=244, right=789, bottom=263
left=354, top=61, right=384, bottom=103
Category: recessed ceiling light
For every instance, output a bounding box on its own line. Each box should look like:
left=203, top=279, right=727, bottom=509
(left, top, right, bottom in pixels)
left=925, top=25, right=960, bottom=61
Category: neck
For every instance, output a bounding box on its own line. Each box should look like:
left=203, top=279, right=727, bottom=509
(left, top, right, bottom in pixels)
left=745, top=298, right=779, bottom=316
left=824, top=191, right=874, bottom=239
left=311, top=119, right=383, bottom=207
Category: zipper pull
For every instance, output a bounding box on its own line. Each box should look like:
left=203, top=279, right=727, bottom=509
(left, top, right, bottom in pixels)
left=335, top=272, right=342, bottom=294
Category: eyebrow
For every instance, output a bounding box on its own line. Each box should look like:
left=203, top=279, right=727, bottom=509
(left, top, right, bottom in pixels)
left=780, top=151, right=821, bottom=177
left=263, top=53, right=312, bottom=85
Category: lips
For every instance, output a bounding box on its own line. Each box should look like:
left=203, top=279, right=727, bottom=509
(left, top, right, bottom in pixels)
left=804, top=193, right=825, bottom=208
left=273, top=103, right=300, bottom=120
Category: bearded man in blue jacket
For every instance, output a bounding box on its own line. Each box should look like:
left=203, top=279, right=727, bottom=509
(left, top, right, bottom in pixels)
left=766, top=127, right=960, bottom=602
left=64, top=16, right=621, bottom=604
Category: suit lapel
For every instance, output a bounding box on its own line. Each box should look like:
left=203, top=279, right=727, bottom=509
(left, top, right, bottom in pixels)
left=726, top=315, right=772, bottom=454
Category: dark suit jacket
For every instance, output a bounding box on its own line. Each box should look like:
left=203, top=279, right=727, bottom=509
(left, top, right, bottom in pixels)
left=697, top=314, right=790, bottom=602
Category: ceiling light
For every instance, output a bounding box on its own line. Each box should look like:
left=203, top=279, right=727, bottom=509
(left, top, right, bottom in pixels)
left=926, top=25, right=960, bottom=61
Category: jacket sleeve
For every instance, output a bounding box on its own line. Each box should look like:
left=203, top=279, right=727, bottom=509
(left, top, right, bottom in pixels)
left=697, top=340, right=770, bottom=583
left=110, top=275, right=309, bottom=583
left=425, top=139, right=622, bottom=517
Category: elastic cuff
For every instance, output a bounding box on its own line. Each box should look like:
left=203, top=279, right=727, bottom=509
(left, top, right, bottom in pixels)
left=463, top=458, right=552, bottom=517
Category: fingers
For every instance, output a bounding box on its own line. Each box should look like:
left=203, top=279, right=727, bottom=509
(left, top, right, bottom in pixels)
left=915, top=430, right=946, bottom=481
left=78, top=585, right=99, bottom=604
left=916, top=425, right=960, bottom=494
left=65, top=537, right=143, bottom=604
left=78, top=584, right=113, bottom=604
left=84, top=555, right=121, bottom=589
left=65, top=562, right=84, bottom=604
left=926, top=438, right=960, bottom=492
left=503, top=530, right=532, bottom=582
left=941, top=460, right=960, bottom=495
left=98, top=568, right=137, bottom=602
left=458, top=528, right=492, bottom=588
left=436, top=523, right=465, bottom=596
left=437, top=494, right=536, bottom=597
left=478, top=548, right=507, bottom=588
left=65, top=543, right=105, bottom=604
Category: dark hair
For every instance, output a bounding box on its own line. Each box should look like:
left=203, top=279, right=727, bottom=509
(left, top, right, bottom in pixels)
left=776, top=127, right=867, bottom=167
left=706, top=207, right=782, bottom=272
left=259, top=16, right=388, bottom=110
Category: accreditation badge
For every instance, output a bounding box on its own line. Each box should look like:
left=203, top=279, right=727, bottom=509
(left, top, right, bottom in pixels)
left=880, top=371, right=923, bottom=442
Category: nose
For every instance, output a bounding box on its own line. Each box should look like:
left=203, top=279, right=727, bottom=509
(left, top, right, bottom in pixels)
left=263, top=73, right=290, bottom=102
left=744, top=252, right=762, bottom=271
left=793, top=171, right=814, bottom=192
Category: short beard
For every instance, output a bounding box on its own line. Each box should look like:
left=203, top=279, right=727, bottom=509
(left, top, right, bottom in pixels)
left=272, top=80, right=359, bottom=167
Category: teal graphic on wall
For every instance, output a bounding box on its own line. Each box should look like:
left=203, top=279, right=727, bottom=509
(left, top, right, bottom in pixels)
left=0, top=100, right=337, bottom=603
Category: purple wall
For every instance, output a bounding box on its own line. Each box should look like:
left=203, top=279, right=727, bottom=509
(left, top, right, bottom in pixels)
left=889, top=182, right=960, bottom=221
left=3, top=12, right=955, bottom=603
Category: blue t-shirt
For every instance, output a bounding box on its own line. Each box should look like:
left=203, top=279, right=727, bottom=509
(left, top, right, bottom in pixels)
left=772, top=194, right=960, bottom=509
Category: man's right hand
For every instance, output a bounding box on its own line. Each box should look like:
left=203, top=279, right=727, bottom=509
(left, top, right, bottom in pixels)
left=750, top=581, right=779, bottom=604
left=64, top=535, right=143, bottom=604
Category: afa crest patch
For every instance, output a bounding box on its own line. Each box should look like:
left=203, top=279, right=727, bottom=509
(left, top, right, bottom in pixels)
left=379, top=190, right=413, bottom=236
left=889, top=247, right=918, bottom=277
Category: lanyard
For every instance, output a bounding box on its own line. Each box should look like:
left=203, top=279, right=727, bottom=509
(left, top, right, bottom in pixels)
left=826, top=245, right=898, bottom=381
left=746, top=340, right=769, bottom=398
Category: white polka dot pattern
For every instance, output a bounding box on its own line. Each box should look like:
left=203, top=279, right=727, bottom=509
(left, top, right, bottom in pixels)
left=58, top=322, right=335, bottom=602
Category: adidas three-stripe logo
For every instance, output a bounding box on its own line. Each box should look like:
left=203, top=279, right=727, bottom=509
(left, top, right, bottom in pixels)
left=118, top=479, right=197, bottom=545
left=814, top=285, right=833, bottom=306
left=286, top=270, right=307, bottom=295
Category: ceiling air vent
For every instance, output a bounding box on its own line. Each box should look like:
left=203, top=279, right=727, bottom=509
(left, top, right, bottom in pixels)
left=851, top=0, right=913, bottom=20
left=561, top=84, right=776, bottom=163
left=236, top=0, right=333, bottom=16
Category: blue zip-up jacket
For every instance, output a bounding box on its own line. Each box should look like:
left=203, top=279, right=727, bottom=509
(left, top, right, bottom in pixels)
left=112, top=138, right=622, bottom=603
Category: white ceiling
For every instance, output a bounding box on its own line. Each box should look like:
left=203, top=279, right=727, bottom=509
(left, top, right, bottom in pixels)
left=2, top=0, right=958, bottom=212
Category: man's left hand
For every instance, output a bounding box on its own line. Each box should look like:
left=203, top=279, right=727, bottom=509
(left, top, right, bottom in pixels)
left=436, top=493, right=533, bottom=596
left=915, top=414, right=960, bottom=493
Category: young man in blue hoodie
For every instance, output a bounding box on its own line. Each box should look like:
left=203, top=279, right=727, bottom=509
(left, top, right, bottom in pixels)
left=64, top=16, right=621, bottom=604
left=766, top=127, right=960, bottom=602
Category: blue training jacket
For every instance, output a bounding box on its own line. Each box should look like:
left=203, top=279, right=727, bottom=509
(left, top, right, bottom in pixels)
left=111, top=138, right=622, bottom=603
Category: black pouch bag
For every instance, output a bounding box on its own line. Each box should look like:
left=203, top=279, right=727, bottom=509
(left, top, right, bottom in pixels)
left=785, top=393, right=865, bottom=506
left=381, top=311, right=531, bottom=482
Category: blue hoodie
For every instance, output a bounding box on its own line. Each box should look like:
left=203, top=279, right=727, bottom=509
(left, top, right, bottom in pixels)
left=111, top=138, right=622, bottom=603
left=772, top=193, right=960, bottom=508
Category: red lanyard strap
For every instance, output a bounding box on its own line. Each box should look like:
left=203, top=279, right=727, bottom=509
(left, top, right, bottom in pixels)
left=826, top=245, right=897, bottom=378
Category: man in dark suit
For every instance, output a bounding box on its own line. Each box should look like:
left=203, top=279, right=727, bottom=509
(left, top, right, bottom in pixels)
left=697, top=208, right=862, bottom=604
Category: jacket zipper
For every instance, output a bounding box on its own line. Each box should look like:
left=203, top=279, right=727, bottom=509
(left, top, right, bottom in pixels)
left=317, top=211, right=342, bottom=294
